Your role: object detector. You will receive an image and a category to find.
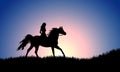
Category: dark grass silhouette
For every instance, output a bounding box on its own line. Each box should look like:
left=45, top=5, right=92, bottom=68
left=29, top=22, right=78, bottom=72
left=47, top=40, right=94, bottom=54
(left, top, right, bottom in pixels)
left=0, top=48, right=120, bottom=65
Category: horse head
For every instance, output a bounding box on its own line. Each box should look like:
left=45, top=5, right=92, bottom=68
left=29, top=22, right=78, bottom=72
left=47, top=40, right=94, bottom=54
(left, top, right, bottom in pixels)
left=58, top=26, right=66, bottom=35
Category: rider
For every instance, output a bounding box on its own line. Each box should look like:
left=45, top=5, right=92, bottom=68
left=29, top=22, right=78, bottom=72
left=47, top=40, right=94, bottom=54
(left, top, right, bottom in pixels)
left=40, top=22, right=47, bottom=38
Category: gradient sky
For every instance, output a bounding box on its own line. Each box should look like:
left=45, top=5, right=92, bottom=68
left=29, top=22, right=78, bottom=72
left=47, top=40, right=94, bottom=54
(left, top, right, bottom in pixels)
left=0, top=0, right=120, bottom=58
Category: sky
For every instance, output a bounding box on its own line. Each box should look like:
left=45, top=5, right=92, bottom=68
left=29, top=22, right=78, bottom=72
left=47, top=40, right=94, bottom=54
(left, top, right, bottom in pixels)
left=0, top=0, right=120, bottom=59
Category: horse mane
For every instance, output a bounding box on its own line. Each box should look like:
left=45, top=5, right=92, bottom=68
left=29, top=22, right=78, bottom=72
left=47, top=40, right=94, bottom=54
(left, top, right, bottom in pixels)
left=48, top=28, right=58, bottom=38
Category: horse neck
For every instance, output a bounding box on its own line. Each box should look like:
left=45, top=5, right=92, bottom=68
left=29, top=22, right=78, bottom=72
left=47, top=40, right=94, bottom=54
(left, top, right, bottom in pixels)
left=48, top=30, right=59, bottom=41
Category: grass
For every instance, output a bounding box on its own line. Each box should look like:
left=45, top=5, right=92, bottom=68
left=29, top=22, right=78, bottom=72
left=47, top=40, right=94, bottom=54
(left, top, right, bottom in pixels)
left=0, top=48, right=120, bottom=65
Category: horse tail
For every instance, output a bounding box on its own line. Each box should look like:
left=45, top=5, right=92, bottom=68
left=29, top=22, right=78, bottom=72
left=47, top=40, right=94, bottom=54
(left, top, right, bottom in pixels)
left=17, top=34, right=33, bottom=50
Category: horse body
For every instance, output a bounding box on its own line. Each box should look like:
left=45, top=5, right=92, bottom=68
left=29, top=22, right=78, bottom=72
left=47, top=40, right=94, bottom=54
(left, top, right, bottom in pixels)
left=17, top=27, right=66, bottom=57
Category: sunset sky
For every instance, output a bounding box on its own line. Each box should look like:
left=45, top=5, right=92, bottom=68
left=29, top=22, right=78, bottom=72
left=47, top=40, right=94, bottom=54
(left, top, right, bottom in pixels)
left=0, top=0, right=120, bottom=58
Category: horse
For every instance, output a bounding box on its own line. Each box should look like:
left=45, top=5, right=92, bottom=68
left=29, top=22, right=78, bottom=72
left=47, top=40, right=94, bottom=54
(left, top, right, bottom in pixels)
left=17, top=26, right=66, bottom=57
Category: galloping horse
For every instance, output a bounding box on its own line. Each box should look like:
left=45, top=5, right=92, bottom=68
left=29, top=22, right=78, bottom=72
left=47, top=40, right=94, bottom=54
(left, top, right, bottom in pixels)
left=17, top=27, right=66, bottom=57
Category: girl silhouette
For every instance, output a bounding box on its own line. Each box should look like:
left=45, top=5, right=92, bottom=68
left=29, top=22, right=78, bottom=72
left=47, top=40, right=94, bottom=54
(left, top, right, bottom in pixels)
left=40, top=22, right=47, bottom=37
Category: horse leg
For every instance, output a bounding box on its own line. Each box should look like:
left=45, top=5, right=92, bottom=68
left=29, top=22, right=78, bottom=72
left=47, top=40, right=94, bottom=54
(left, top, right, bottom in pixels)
left=35, top=46, right=39, bottom=57
left=51, top=47, right=55, bottom=57
left=26, top=45, right=33, bottom=57
left=55, top=46, right=65, bottom=57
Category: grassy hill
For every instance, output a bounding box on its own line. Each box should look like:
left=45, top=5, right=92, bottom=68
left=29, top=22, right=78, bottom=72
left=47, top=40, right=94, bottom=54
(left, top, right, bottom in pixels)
left=0, top=48, right=120, bottom=65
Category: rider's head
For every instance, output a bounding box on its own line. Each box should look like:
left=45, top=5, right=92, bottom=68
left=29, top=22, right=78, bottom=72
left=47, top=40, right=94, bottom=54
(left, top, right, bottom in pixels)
left=42, top=22, right=46, bottom=26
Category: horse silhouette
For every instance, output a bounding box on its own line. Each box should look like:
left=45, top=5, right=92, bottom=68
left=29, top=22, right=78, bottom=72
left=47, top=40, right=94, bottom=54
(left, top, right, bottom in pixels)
left=17, top=26, right=66, bottom=57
